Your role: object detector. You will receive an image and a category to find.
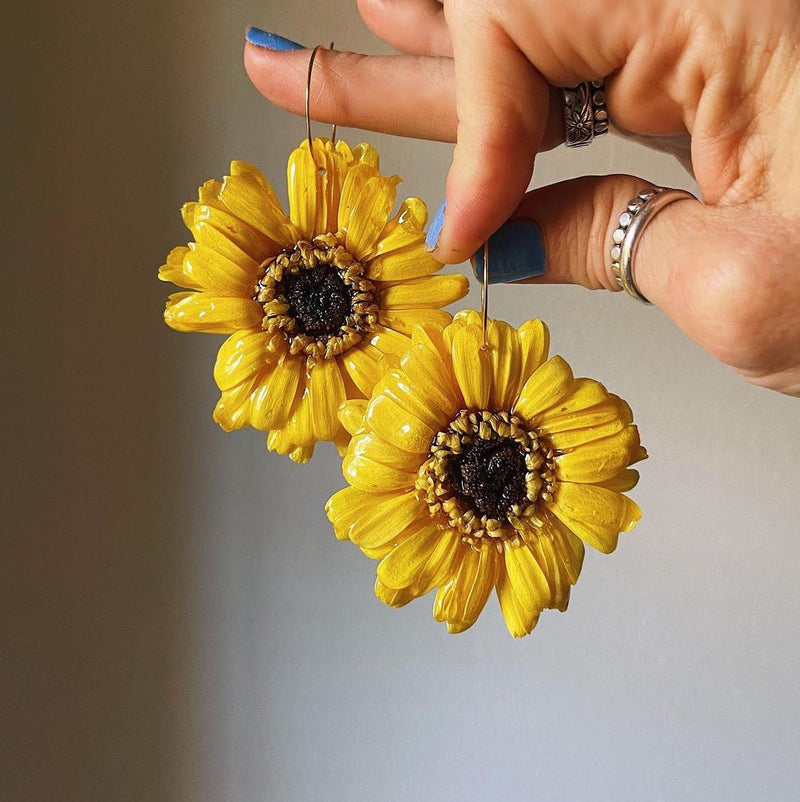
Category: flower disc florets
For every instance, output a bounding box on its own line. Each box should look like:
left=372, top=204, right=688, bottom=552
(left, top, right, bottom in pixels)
left=416, top=410, right=556, bottom=548
left=255, top=233, right=378, bottom=362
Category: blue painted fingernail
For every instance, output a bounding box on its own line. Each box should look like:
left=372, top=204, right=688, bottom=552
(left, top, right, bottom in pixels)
left=471, top=219, right=546, bottom=284
left=426, top=200, right=446, bottom=250
left=245, top=27, right=304, bottom=51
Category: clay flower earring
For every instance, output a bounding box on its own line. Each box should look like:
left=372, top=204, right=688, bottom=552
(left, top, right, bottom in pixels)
left=326, top=312, right=646, bottom=637
left=159, top=47, right=468, bottom=462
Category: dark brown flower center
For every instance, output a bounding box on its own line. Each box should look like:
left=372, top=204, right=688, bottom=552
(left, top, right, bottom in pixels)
left=277, top=264, right=352, bottom=337
left=447, top=437, right=528, bottom=519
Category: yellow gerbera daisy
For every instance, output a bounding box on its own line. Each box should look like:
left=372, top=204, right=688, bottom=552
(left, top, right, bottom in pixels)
left=326, top=311, right=646, bottom=637
left=159, top=138, right=469, bottom=462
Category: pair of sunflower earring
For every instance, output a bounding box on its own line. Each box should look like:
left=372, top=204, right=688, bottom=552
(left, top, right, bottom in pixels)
left=159, top=46, right=645, bottom=637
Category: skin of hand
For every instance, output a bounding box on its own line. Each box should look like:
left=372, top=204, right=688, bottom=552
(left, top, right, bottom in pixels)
left=244, top=0, right=800, bottom=396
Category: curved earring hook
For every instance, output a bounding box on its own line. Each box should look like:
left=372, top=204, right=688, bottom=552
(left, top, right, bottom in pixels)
left=481, top=239, right=490, bottom=349
left=305, top=42, right=337, bottom=163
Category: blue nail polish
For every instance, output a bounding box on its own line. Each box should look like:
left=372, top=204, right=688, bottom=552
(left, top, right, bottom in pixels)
left=426, top=200, right=446, bottom=250
left=471, top=220, right=546, bottom=284
left=245, top=27, right=304, bottom=51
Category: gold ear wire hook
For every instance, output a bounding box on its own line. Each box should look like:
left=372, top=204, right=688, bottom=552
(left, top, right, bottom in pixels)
left=305, top=43, right=338, bottom=165
left=480, top=239, right=490, bottom=350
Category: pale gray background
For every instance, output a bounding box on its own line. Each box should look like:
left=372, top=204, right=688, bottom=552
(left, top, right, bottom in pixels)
left=5, top=1, right=800, bottom=800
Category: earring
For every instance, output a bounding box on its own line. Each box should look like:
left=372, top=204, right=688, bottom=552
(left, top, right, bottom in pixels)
left=159, top=45, right=469, bottom=463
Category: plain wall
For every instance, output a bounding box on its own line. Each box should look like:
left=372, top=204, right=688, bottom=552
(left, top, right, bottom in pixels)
left=5, top=1, right=800, bottom=800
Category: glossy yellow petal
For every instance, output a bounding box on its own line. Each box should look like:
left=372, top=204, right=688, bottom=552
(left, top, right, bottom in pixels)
left=496, top=568, right=541, bottom=638
left=339, top=165, right=400, bottom=259
left=343, top=447, right=417, bottom=493
left=367, top=244, right=441, bottom=281
left=191, top=220, right=261, bottom=273
left=368, top=326, right=411, bottom=363
left=338, top=399, right=368, bottom=437
left=598, top=468, right=640, bottom=493
left=373, top=197, right=428, bottom=256
left=378, top=309, right=452, bottom=337
left=546, top=416, right=626, bottom=450
left=213, top=330, right=271, bottom=390
left=180, top=243, right=258, bottom=296
left=513, top=355, right=574, bottom=423
left=212, top=368, right=266, bottom=432
left=365, top=392, right=436, bottom=454
left=411, top=529, right=461, bottom=596
left=535, top=378, right=611, bottom=428
left=375, top=579, right=420, bottom=608
left=377, top=522, right=440, bottom=589
left=377, top=274, right=469, bottom=310
left=353, top=142, right=380, bottom=168
left=504, top=542, right=551, bottom=613
left=325, top=486, right=371, bottom=540
left=544, top=510, right=585, bottom=585
left=229, top=160, right=282, bottom=207
left=374, top=370, right=449, bottom=431
left=164, top=292, right=263, bottom=334
left=307, top=358, right=346, bottom=441
left=339, top=344, right=386, bottom=398
left=191, top=203, right=279, bottom=262
left=529, top=536, right=570, bottom=612
left=554, top=425, right=641, bottom=483
left=349, top=431, right=423, bottom=473
left=219, top=173, right=295, bottom=247
left=286, top=140, right=322, bottom=239
left=440, top=545, right=499, bottom=633
left=443, top=309, right=481, bottom=350
left=487, top=319, right=522, bottom=412
left=197, top=178, right=224, bottom=208
left=158, top=246, right=199, bottom=290
left=517, top=319, right=550, bottom=390
left=400, top=337, right=461, bottom=419
left=451, top=324, right=491, bottom=410
left=249, top=355, right=304, bottom=431
left=550, top=482, right=642, bottom=554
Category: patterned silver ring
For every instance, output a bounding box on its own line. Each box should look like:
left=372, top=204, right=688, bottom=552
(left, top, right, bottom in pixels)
left=562, top=79, right=609, bottom=148
left=610, top=187, right=697, bottom=304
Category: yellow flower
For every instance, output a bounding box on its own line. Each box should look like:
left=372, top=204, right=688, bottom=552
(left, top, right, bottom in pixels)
left=159, top=138, right=469, bottom=462
left=326, top=311, right=646, bottom=637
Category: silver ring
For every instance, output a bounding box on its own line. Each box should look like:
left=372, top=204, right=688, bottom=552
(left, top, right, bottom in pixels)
left=610, top=187, right=697, bottom=304
left=562, top=79, right=609, bottom=147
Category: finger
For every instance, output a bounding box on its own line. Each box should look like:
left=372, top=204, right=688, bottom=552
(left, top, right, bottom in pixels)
left=244, top=42, right=565, bottom=148
left=430, top=3, right=548, bottom=263
left=358, top=0, right=453, bottom=57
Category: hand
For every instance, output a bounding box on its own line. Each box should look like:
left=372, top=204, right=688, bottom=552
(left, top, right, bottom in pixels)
left=244, top=1, right=800, bottom=396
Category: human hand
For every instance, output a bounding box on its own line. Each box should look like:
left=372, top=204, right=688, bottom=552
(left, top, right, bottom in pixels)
left=244, top=1, right=800, bottom=395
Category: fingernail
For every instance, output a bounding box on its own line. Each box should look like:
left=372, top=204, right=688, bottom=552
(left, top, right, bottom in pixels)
left=245, top=27, right=304, bottom=51
left=425, top=200, right=446, bottom=251
left=471, top=219, right=546, bottom=284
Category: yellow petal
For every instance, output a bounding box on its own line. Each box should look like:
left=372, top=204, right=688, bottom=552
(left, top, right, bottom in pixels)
left=212, top=369, right=265, bottom=432
left=219, top=173, right=295, bottom=246
left=517, top=319, right=550, bottom=390
left=377, top=522, right=440, bottom=589
left=340, top=166, right=400, bottom=259
left=546, top=416, right=626, bottom=450
left=529, top=536, right=571, bottom=612
left=351, top=492, right=427, bottom=551
left=377, top=274, right=469, bottom=310
left=325, top=486, right=371, bottom=540
left=550, top=482, right=642, bottom=554
left=375, top=579, right=420, bottom=608
left=554, top=425, right=641, bottom=483
left=375, top=370, right=448, bottom=431
left=339, top=345, right=386, bottom=398
left=338, top=399, right=368, bottom=436
left=495, top=568, right=540, bottom=638
left=368, top=326, right=411, bottom=362
left=197, top=178, right=224, bottom=208
left=349, top=431, right=422, bottom=473
left=230, top=160, right=282, bottom=207
left=343, top=448, right=417, bottom=492
left=513, top=356, right=574, bottom=423
left=249, top=356, right=304, bottom=431
left=373, top=197, right=428, bottom=256
left=378, top=309, right=452, bottom=337
left=181, top=243, right=258, bottom=296
left=411, top=529, right=461, bottom=596
left=287, top=140, right=322, bottom=239
left=441, top=545, right=498, bottom=633
left=191, top=220, right=261, bottom=273
left=191, top=203, right=279, bottom=262
left=487, top=319, right=522, bottom=412
left=158, top=246, right=198, bottom=289
left=400, top=337, right=461, bottom=420
left=544, top=510, right=585, bottom=585
left=164, top=292, right=263, bottom=334
left=365, top=392, right=436, bottom=454
left=536, top=378, right=611, bottom=428
left=213, top=330, right=271, bottom=390
left=451, top=324, right=491, bottom=410
left=504, top=542, right=551, bottom=613
left=598, top=468, right=640, bottom=493
left=367, top=244, right=441, bottom=281
left=353, top=142, right=380, bottom=169
left=307, top=358, right=346, bottom=441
